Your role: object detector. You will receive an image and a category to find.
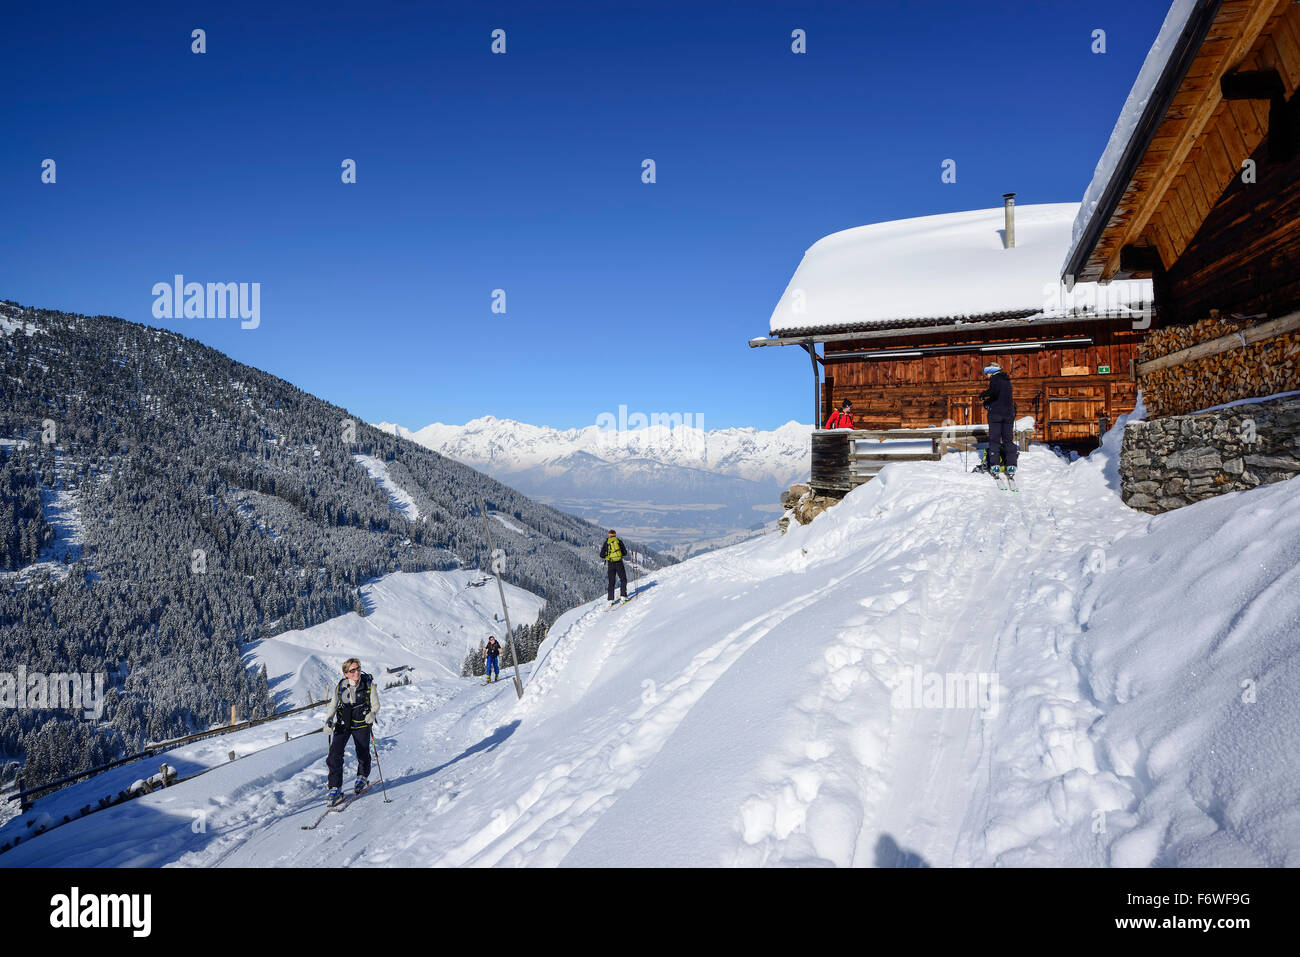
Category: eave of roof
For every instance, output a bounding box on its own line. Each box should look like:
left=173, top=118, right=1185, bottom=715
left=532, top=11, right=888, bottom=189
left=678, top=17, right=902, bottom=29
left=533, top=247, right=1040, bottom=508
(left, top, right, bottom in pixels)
left=1062, top=0, right=1223, bottom=283
left=770, top=308, right=1043, bottom=338
left=750, top=310, right=1144, bottom=348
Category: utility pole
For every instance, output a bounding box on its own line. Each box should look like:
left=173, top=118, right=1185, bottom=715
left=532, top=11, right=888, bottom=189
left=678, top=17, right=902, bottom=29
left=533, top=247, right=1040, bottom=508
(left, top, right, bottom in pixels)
left=477, top=495, right=525, bottom=699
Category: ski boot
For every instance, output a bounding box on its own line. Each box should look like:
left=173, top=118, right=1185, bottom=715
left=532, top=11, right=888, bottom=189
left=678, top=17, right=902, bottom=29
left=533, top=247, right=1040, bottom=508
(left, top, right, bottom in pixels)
left=354, top=776, right=368, bottom=795
left=328, top=787, right=344, bottom=807
left=1005, top=465, right=1018, bottom=492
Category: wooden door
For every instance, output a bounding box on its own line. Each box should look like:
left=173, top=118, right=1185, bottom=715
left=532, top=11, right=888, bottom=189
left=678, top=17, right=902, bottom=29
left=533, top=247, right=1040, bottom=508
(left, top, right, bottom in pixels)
left=1046, top=385, right=1106, bottom=442
left=946, top=395, right=978, bottom=430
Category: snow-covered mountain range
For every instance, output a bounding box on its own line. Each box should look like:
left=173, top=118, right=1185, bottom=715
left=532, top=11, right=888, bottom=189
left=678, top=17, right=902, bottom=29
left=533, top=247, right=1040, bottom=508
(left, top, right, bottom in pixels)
left=375, top=416, right=813, bottom=550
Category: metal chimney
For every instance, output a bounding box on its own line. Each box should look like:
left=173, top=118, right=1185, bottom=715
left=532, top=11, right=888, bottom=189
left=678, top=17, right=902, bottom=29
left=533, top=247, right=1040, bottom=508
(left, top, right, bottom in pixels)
left=1003, top=193, right=1016, bottom=249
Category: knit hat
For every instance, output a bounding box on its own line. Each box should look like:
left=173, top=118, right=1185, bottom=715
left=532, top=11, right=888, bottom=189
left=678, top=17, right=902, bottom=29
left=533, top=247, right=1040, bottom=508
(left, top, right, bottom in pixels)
left=982, top=364, right=1001, bottom=375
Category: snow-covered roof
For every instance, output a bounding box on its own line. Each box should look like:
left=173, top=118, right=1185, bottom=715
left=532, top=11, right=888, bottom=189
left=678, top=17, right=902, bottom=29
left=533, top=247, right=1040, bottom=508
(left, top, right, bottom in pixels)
left=1063, top=0, right=1204, bottom=279
left=768, top=203, right=1152, bottom=337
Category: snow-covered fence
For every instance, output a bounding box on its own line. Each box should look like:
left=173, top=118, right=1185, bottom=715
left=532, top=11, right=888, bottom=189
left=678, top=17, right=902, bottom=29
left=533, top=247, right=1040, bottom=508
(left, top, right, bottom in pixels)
left=0, top=723, right=330, bottom=857
left=6, top=695, right=330, bottom=810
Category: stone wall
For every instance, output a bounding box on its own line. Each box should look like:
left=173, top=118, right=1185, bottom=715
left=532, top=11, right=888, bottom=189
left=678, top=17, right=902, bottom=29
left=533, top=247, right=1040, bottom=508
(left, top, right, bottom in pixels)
left=1138, top=315, right=1300, bottom=418
left=778, top=483, right=842, bottom=532
left=1120, top=394, right=1300, bottom=513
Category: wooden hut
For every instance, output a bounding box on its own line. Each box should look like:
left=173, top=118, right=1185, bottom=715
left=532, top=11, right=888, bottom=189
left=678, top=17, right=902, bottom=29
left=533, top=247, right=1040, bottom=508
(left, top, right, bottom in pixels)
left=1062, top=0, right=1300, bottom=416
left=752, top=201, right=1153, bottom=449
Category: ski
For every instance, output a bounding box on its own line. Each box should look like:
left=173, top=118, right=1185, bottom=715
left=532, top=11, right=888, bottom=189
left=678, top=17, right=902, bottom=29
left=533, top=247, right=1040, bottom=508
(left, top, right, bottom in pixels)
left=301, top=783, right=371, bottom=830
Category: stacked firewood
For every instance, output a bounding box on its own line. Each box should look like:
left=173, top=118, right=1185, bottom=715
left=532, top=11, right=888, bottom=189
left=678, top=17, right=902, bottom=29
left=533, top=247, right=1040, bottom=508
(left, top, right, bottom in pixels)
left=1139, top=316, right=1300, bottom=418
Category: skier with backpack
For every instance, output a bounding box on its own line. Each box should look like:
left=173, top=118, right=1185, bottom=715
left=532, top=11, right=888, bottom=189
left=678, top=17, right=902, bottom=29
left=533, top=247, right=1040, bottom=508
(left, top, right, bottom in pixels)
left=979, top=363, right=1019, bottom=490
left=483, top=636, right=502, bottom=683
left=325, top=657, right=380, bottom=806
left=600, top=529, right=629, bottom=606
left=824, top=399, right=854, bottom=430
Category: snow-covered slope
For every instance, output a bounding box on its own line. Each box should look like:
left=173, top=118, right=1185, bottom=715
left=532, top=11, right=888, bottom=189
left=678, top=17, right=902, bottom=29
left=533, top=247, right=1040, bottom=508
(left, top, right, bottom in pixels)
left=247, top=569, right=545, bottom=707
left=5, top=431, right=1297, bottom=867
left=353, top=454, right=421, bottom=521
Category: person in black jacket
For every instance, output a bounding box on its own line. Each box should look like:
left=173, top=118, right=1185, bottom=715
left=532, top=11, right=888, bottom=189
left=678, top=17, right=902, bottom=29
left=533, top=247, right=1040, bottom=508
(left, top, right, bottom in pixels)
left=600, top=529, right=629, bottom=604
left=979, top=364, right=1018, bottom=476
left=325, top=657, right=380, bottom=804
left=483, top=636, right=502, bottom=683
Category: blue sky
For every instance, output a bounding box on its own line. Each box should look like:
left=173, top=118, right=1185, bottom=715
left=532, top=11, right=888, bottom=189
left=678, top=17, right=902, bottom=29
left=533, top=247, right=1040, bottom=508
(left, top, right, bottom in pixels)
left=1, top=0, right=1170, bottom=430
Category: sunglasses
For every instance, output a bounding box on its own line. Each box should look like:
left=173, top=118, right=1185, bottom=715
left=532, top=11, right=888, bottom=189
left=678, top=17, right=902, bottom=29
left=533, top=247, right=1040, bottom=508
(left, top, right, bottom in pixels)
left=344, top=667, right=360, bottom=674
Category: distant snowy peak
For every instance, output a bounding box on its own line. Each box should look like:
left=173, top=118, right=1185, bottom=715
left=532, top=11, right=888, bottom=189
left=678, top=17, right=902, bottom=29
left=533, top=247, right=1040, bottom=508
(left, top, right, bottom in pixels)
left=375, top=416, right=812, bottom=486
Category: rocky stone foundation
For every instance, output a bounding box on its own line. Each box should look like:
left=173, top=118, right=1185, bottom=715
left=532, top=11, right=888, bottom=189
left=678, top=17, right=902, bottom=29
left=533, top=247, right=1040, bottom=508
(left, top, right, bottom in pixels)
left=778, top=483, right=843, bottom=532
left=1120, top=394, right=1300, bottom=513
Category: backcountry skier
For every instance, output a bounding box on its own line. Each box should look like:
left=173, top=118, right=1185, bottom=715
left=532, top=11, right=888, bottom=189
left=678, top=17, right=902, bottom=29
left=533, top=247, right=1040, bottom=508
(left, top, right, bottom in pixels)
left=600, top=529, right=629, bottom=605
left=483, top=636, right=502, bottom=683
left=325, top=657, right=380, bottom=805
left=979, top=363, right=1019, bottom=489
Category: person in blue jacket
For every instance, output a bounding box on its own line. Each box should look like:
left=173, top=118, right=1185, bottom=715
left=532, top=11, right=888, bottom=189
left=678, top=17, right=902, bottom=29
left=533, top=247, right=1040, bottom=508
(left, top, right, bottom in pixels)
left=979, top=364, right=1018, bottom=477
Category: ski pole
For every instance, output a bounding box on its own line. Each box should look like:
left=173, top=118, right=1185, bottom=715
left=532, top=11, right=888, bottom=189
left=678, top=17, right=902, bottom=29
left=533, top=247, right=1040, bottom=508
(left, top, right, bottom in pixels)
left=370, top=731, right=392, bottom=803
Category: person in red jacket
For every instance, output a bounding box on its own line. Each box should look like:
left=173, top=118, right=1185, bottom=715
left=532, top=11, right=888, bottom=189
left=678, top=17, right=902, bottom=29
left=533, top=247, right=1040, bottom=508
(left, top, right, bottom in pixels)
left=824, top=399, right=854, bottom=430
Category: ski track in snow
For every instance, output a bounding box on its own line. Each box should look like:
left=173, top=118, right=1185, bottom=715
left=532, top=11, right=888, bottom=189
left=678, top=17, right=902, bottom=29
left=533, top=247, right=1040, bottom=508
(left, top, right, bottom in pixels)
left=366, top=450, right=1146, bottom=868
left=700, top=460, right=1135, bottom=866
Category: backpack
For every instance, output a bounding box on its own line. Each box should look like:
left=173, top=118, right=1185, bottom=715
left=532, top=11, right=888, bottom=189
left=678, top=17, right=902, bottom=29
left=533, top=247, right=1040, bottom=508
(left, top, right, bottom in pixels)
left=605, top=537, right=623, bottom=562
left=825, top=409, right=852, bottom=429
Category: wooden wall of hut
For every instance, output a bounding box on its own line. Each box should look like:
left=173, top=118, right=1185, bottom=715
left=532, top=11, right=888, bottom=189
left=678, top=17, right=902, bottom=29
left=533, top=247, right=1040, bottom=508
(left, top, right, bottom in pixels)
left=822, top=319, right=1144, bottom=446
left=1162, top=90, right=1300, bottom=325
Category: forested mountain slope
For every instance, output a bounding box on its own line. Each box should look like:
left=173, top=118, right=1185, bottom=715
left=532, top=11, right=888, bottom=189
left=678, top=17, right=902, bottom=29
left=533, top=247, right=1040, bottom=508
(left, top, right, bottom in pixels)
left=0, top=300, right=666, bottom=784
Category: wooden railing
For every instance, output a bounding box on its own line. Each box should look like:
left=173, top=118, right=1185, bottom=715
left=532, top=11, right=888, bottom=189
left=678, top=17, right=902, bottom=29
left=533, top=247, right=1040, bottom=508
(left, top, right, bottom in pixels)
left=811, top=425, right=1033, bottom=493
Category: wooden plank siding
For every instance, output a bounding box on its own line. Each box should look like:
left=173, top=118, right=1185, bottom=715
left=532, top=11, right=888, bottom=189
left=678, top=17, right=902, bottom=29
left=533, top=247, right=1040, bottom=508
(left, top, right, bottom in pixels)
left=1077, top=0, right=1298, bottom=284
left=820, top=321, right=1143, bottom=447
left=1164, top=93, right=1300, bottom=323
